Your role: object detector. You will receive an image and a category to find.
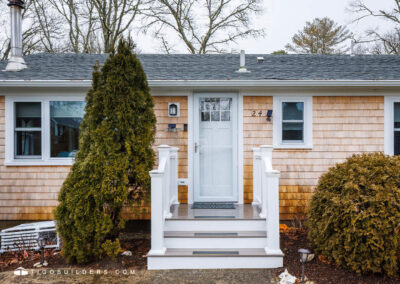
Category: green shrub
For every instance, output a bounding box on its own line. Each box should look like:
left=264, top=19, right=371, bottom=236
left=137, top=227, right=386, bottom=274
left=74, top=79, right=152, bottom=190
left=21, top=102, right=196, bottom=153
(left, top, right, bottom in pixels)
left=55, top=39, right=156, bottom=264
left=308, top=153, right=400, bottom=276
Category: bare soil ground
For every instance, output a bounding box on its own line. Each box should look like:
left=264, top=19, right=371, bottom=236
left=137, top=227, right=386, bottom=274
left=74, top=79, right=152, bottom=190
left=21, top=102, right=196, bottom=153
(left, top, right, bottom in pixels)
left=0, top=225, right=399, bottom=283
left=276, top=227, right=400, bottom=284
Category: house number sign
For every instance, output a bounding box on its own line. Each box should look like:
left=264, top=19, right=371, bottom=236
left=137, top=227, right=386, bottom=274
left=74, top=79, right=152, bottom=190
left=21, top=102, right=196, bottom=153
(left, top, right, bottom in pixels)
left=251, top=110, right=266, bottom=117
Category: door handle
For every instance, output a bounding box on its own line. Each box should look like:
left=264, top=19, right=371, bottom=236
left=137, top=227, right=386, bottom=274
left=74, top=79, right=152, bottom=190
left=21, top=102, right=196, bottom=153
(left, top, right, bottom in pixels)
left=195, top=142, right=198, bottom=153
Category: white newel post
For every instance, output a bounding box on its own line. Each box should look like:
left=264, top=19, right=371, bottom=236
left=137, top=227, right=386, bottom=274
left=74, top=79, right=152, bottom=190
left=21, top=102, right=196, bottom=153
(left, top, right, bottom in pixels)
left=259, top=145, right=273, bottom=218
left=252, top=148, right=260, bottom=206
left=170, top=147, right=179, bottom=205
left=265, top=170, right=281, bottom=255
left=158, top=145, right=172, bottom=219
left=149, top=170, right=165, bottom=255
left=257, top=145, right=282, bottom=255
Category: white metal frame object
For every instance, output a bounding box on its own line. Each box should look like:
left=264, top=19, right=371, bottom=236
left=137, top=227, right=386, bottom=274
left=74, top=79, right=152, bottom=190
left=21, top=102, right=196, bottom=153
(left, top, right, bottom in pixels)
left=0, top=221, right=60, bottom=253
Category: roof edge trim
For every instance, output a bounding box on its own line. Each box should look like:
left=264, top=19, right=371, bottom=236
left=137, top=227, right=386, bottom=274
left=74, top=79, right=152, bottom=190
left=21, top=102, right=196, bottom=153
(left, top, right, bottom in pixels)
left=1, top=79, right=400, bottom=88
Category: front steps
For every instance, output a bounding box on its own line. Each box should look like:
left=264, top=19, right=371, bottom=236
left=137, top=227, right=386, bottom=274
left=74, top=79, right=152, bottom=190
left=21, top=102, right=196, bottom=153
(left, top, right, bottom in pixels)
left=147, top=205, right=284, bottom=270
left=148, top=248, right=283, bottom=269
left=164, top=231, right=267, bottom=248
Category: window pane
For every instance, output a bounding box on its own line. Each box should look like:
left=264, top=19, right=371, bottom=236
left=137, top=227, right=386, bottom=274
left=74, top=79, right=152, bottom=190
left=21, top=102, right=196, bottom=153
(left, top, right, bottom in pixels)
left=282, top=122, right=303, bottom=141
left=15, top=102, right=41, bottom=128
left=50, top=101, right=85, bottom=158
left=395, top=131, right=400, bottom=156
left=282, top=102, right=303, bottom=121
left=220, top=98, right=231, bottom=110
left=395, top=103, right=400, bottom=129
left=201, top=111, right=210, bottom=121
left=211, top=111, right=220, bottom=121
left=221, top=111, right=230, bottom=121
left=15, top=131, right=41, bottom=157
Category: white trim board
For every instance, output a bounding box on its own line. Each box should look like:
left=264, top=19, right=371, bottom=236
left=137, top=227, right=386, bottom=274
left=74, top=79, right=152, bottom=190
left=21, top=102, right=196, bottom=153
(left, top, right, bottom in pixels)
left=2, top=79, right=400, bottom=88
left=385, top=96, right=400, bottom=156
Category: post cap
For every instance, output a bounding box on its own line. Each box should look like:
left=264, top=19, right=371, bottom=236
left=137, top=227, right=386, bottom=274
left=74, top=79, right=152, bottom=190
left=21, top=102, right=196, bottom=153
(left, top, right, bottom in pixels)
left=8, top=0, right=25, bottom=9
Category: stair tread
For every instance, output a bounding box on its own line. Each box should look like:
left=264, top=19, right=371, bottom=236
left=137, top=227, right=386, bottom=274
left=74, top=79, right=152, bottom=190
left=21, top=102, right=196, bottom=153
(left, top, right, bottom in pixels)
left=164, top=231, right=267, bottom=238
left=150, top=248, right=282, bottom=257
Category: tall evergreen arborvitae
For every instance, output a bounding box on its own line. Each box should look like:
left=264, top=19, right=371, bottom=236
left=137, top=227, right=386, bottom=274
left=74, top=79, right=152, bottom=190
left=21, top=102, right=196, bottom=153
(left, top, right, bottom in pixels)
left=55, top=39, right=156, bottom=264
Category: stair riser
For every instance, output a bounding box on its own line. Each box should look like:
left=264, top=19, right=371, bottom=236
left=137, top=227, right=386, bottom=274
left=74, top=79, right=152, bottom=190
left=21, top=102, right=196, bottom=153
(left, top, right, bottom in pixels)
left=164, top=237, right=267, bottom=249
left=148, top=256, right=283, bottom=270
left=164, top=220, right=265, bottom=231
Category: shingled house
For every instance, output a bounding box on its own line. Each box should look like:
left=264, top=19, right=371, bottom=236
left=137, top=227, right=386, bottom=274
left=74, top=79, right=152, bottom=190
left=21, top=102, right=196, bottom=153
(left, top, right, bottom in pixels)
left=0, top=0, right=399, bottom=270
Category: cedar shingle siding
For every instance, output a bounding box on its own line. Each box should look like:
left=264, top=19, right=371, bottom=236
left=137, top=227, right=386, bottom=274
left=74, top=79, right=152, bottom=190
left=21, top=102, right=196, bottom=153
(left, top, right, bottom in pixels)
left=0, top=95, right=385, bottom=220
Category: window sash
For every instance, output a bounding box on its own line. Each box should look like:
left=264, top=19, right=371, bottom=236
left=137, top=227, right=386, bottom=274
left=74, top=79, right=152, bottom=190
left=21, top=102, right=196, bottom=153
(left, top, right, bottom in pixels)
left=282, top=103, right=305, bottom=143
left=14, top=102, right=42, bottom=159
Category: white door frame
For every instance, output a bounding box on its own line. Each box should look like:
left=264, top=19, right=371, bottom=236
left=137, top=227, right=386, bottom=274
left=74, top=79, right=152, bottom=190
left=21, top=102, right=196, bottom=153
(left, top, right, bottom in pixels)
left=192, top=92, right=239, bottom=203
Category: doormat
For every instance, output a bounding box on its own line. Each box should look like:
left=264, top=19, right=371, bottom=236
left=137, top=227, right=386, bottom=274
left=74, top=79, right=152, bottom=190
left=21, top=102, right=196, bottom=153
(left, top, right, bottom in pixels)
left=192, top=202, right=235, bottom=209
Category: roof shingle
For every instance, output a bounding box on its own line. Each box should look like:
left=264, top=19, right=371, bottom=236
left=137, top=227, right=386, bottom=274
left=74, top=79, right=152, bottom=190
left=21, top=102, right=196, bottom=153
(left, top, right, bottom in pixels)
left=0, top=53, right=399, bottom=81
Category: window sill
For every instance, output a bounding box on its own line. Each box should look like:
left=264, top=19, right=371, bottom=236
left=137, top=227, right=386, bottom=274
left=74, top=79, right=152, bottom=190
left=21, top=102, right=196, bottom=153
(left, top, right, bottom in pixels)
left=4, top=159, right=75, bottom=166
left=273, top=143, right=313, bottom=150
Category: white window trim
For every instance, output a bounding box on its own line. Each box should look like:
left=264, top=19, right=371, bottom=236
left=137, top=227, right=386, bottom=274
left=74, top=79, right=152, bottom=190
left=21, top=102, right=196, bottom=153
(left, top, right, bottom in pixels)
left=273, top=96, right=313, bottom=149
left=5, top=95, right=85, bottom=166
left=384, top=96, right=400, bottom=156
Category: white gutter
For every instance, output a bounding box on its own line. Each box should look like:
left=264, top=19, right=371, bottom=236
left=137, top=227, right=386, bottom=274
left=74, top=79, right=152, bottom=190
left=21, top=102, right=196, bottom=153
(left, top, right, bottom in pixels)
left=1, top=79, right=400, bottom=88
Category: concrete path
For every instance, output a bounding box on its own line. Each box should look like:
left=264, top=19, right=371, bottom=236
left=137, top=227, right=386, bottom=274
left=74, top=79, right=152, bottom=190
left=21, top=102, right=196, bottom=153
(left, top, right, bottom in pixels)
left=0, top=268, right=278, bottom=283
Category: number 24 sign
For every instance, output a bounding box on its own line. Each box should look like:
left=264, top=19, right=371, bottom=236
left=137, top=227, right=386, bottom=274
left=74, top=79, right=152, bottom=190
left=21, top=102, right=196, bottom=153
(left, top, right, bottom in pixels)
left=251, top=111, right=266, bottom=117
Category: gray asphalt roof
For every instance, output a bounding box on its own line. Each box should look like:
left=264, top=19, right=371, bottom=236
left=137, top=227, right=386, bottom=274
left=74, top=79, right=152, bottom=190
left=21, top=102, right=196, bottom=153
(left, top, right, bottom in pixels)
left=0, top=53, right=400, bottom=81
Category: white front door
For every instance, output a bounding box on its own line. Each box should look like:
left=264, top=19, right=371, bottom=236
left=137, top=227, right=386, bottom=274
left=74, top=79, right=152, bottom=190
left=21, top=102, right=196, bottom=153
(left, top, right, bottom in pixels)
left=193, top=93, right=238, bottom=202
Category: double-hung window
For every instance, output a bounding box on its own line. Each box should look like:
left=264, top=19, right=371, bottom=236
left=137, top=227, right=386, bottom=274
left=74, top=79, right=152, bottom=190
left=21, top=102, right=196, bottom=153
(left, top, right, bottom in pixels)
left=395, top=102, right=400, bottom=155
left=384, top=97, right=400, bottom=156
left=5, top=96, right=85, bottom=165
left=273, top=96, right=313, bottom=149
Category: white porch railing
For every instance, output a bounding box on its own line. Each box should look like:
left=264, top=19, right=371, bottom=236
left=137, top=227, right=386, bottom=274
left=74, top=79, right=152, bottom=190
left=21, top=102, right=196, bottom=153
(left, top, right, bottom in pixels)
left=253, top=145, right=282, bottom=255
left=149, top=145, right=179, bottom=255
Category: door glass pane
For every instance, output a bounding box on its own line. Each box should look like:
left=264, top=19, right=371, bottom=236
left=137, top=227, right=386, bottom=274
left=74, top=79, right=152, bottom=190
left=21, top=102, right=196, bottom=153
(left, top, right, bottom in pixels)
left=220, top=99, right=231, bottom=110
left=221, top=111, right=230, bottom=121
left=211, top=111, right=220, bottom=121
left=282, top=102, right=304, bottom=120
left=15, top=131, right=41, bottom=156
left=201, top=112, right=210, bottom=121
left=50, top=101, right=85, bottom=158
left=15, top=102, right=41, bottom=128
left=395, top=131, right=400, bottom=156
left=282, top=122, right=304, bottom=141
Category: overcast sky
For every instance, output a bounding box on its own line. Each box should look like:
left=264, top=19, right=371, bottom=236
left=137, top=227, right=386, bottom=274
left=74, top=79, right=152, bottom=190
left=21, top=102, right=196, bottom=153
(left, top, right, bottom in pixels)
left=137, top=0, right=396, bottom=54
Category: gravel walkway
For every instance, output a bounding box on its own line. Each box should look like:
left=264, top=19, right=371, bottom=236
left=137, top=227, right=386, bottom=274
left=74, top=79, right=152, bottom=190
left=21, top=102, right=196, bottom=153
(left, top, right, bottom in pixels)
left=0, top=268, right=279, bottom=283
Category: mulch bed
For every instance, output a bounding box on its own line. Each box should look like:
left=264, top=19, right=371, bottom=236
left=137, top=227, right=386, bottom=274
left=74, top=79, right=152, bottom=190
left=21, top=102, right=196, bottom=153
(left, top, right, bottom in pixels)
left=276, top=228, right=400, bottom=284
left=0, top=232, right=150, bottom=272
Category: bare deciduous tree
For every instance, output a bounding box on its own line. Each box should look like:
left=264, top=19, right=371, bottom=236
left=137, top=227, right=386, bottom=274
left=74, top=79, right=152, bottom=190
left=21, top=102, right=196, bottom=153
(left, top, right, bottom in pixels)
left=285, top=17, right=352, bottom=54
left=92, top=0, right=142, bottom=53
left=350, top=0, right=400, bottom=54
left=143, top=0, right=264, bottom=54
left=1, top=0, right=63, bottom=60
left=0, top=0, right=142, bottom=59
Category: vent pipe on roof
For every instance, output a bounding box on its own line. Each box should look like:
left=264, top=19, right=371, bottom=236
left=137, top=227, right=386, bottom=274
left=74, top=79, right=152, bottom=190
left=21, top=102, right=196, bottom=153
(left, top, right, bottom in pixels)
left=5, top=0, right=27, bottom=72
left=236, top=50, right=250, bottom=73
left=350, top=40, right=356, bottom=57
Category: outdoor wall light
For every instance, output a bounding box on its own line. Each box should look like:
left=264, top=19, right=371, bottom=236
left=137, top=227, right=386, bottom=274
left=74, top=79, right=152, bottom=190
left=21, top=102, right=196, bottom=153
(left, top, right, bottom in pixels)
left=168, top=102, right=180, bottom=117
left=267, top=109, right=273, bottom=121
left=298, top=248, right=311, bottom=284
